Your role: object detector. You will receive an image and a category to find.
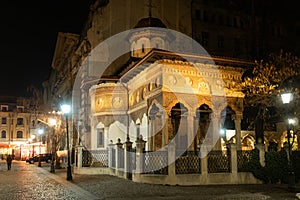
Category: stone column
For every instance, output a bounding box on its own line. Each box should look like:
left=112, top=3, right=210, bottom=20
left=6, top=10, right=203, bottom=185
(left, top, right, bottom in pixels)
left=234, top=113, right=243, bottom=150
left=162, top=114, right=169, bottom=147
left=124, top=137, right=133, bottom=179
left=211, top=113, right=222, bottom=150
left=187, top=112, right=195, bottom=151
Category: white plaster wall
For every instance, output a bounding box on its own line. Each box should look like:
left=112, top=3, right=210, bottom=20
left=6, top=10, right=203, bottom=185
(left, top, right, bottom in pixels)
left=108, top=121, right=127, bottom=144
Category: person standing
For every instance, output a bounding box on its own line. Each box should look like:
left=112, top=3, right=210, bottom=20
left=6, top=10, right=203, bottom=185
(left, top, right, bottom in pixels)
left=6, top=154, right=12, bottom=170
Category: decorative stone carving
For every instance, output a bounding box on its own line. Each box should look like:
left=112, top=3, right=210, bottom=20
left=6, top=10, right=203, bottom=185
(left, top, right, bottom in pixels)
left=168, top=75, right=177, bottom=85
left=185, top=77, right=193, bottom=86
left=97, top=97, right=104, bottom=109
left=112, top=97, right=123, bottom=109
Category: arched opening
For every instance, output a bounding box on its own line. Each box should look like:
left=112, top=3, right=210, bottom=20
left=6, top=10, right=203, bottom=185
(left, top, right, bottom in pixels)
left=195, top=104, right=212, bottom=150
left=220, top=106, right=235, bottom=149
left=279, top=130, right=298, bottom=151
left=149, top=104, right=164, bottom=151
left=170, top=102, right=188, bottom=151
left=242, top=135, right=255, bottom=150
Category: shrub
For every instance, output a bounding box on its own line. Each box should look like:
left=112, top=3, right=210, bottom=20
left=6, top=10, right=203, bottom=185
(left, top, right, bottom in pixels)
left=246, top=148, right=299, bottom=184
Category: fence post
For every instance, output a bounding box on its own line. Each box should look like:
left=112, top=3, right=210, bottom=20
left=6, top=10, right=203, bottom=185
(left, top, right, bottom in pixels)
left=108, top=141, right=115, bottom=168
left=255, top=143, right=265, bottom=167
left=76, top=145, right=83, bottom=169
left=124, top=137, right=133, bottom=179
left=168, top=141, right=176, bottom=177
left=200, top=145, right=208, bottom=175
left=115, top=138, right=123, bottom=175
left=229, top=143, right=238, bottom=182
left=135, top=136, right=146, bottom=174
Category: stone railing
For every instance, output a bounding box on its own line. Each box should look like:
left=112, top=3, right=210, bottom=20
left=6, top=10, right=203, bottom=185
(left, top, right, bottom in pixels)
left=75, top=138, right=264, bottom=185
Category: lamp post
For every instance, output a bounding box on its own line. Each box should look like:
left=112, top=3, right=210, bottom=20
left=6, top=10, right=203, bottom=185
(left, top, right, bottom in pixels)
left=49, top=118, right=57, bottom=173
left=61, top=104, right=72, bottom=181
left=281, top=92, right=296, bottom=192
left=37, top=128, right=44, bottom=167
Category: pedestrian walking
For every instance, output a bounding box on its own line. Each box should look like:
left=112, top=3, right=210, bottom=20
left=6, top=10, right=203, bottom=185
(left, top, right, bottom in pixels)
left=6, top=154, right=12, bottom=170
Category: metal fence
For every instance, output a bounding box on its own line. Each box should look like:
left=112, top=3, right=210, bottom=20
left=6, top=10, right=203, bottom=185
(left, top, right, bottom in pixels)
left=175, top=151, right=201, bottom=174
left=207, top=150, right=231, bottom=173
left=143, top=151, right=168, bottom=175
left=237, top=150, right=252, bottom=172
left=82, top=149, right=109, bottom=167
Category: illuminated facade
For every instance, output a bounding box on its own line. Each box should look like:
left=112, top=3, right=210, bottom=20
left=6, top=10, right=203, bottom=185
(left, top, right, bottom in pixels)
left=0, top=96, right=44, bottom=160
left=45, top=0, right=297, bottom=153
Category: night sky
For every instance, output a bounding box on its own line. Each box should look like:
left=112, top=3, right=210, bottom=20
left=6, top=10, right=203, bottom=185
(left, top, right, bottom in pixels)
left=1, top=0, right=91, bottom=97
left=1, top=0, right=299, bottom=98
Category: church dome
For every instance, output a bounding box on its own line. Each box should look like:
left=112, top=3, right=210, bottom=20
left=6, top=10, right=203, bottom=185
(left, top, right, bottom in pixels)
left=134, top=17, right=167, bottom=29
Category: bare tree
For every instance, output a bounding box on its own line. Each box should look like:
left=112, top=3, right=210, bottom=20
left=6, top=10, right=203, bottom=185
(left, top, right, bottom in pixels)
left=242, top=50, right=300, bottom=144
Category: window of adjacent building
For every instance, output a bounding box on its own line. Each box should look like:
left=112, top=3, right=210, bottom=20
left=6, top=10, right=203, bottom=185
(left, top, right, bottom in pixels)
left=226, top=16, right=231, bottom=26
left=195, top=9, right=201, bottom=20
left=211, top=14, right=215, bottom=23
left=234, top=38, right=241, bottom=51
left=233, top=17, right=237, bottom=27
left=1, top=130, right=6, bottom=138
left=217, top=35, right=224, bottom=48
left=17, top=118, right=24, bottom=126
left=201, top=31, right=209, bottom=47
left=17, top=106, right=24, bottom=112
left=203, top=10, right=208, bottom=22
left=17, top=131, right=23, bottom=138
left=97, top=128, right=104, bottom=148
left=2, top=117, right=7, bottom=124
left=240, top=19, right=244, bottom=29
left=1, top=105, right=8, bottom=112
left=219, top=15, right=224, bottom=25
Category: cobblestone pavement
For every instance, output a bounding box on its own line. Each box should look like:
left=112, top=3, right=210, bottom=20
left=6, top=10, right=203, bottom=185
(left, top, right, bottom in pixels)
left=0, top=160, right=96, bottom=200
left=1, top=160, right=300, bottom=200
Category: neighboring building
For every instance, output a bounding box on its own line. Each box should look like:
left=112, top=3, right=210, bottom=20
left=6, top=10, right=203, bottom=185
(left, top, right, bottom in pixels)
left=44, top=0, right=298, bottom=155
left=0, top=96, right=41, bottom=160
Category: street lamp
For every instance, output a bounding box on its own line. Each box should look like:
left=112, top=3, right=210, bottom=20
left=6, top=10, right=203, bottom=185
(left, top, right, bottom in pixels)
left=60, top=104, right=72, bottom=181
left=49, top=118, right=57, bottom=173
left=281, top=92, right=296, bottom=192
left=37, top=128, right=44, bottom=167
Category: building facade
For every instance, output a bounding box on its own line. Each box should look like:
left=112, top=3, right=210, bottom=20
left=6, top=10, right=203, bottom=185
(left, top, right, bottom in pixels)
left=0, top=96, right=46, bottom=160
left=44, top=0, right=298, bottom=157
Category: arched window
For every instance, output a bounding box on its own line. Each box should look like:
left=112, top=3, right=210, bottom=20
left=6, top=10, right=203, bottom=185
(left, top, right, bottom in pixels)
left=17, top=131, right=23, bottom=138
left=142, top=44, right=145, bottom=53
left=1, top=130, right=6, bottom=138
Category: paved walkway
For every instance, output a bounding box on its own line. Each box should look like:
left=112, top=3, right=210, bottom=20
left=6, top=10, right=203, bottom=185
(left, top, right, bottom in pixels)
left=0, top=160, right=300, bottom=200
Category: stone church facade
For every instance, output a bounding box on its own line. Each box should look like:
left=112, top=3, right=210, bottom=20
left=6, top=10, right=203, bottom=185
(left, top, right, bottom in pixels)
left=44, top=0, right=296, bottom=165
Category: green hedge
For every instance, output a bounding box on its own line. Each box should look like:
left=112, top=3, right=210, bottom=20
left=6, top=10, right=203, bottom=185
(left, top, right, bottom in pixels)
left=245, top=148, right=299, bottom=184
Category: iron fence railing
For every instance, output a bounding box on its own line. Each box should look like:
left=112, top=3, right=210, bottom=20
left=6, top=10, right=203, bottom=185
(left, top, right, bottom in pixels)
left=207, top=150, right=231, bottom=173
left=175, top=151, right=201, bottom=174
left=237, top=150, right=252, bottom=172
left=143, top=151, right=168, bottom=175
left=82, top=149, right=109, bottom=167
